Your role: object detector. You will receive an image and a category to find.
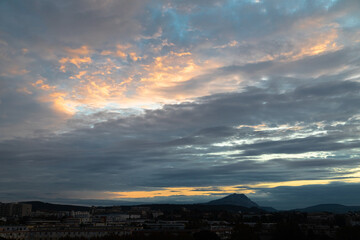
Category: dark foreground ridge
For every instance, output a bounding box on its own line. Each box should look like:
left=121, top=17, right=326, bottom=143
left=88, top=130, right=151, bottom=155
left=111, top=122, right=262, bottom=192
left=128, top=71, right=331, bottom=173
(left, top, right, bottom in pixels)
left=21, top=201, right=90, bottom=212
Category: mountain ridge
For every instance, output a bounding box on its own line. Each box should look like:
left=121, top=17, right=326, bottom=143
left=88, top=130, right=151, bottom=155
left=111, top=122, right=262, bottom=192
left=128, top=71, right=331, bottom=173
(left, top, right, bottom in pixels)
left=19, top=195, right=360, bottom=214
left=293, top=204, right=360, bottom=214
left=205, top=193, right=259, bottom=208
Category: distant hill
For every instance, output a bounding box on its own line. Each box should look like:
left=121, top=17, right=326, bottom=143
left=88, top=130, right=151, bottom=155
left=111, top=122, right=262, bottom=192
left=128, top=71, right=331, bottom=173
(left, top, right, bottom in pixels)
left=139, top=203, right=264, bottom=213
left=259, top=206, right=278, bottom=212
left=294, top=204, right=360, bottom=214
left=19, top=198, right=360, bottom=214
left=21, top=201, right=90, bottom=212
left=205, top=193, right=259, bottom=208
left=20, top=200, right=265, bottom=213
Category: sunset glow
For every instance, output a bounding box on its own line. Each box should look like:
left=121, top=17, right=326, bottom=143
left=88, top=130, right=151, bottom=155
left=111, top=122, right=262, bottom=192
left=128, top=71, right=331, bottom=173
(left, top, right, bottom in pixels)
left=1, top=0, right=360, bottom=209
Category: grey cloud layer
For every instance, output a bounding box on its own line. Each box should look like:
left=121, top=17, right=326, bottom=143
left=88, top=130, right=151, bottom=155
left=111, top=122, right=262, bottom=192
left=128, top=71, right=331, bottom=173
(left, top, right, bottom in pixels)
left=1, top=0, right=360, bottom=207
left=1, top=74, right=360, bottom=200
left=0, top=0, right=146, bottom=46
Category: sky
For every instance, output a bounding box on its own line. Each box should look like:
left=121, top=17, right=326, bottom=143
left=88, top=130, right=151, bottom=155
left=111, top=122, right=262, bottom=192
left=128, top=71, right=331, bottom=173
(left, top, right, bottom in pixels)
left=0, top=0, right=360, bottom=210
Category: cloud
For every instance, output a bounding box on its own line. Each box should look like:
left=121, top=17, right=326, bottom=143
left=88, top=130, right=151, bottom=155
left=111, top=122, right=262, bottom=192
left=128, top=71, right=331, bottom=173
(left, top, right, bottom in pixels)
left=65, top=46, right=92, bottom=56
left=1, top=76, right=360, bottom=203
left=59, top=56, right=92, bottom=69
left=0, top=0, right=360, bottom=207
left=0, top=76, right=69, bottom=140
left=0, top=0, right=147, bottom=47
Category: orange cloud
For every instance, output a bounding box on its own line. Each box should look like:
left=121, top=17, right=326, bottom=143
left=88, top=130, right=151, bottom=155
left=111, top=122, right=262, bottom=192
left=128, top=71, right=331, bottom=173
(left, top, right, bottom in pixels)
left=35, top=90, right=78, bottom=115
left=137, top=51, right=228, bottom=102
left=286, top=28, right=340, bottom=60
left=100, top=44, right=131, bottom=59
left=280, top=19, right=341, bottom=61
left=247, top=177, right=360, bottom=189
left=75, top=71, right=87, bottom=79
left=116, top=50, right=127, bottom=58
left=59, top=56, right=92, bottom=69
left=62, top=186, right=253, bottom=200
left=31, top=78, right=78, bottom=115
left=57, top=50, right=214, bottom=111
left=71, top=74, right=127, bottom=109
left=47, top=92, right=78, bottom=115
left=129, top=52, right=140, bottom=61
left=65, top=45, right=91, bottom=56
left=55, top=173, right=360, bottom=200
left=32, top=79, right=56, bottom=91
left=100, top=50, right=113, bottom=56
left=108, top=186, right=254, bottom=199
left=64, top=174, right=360, bottom=200
left=59, top=45, right=93, bottom=71
left=140, top=51, right=199, bottom=86
left=116, top=44, right=131, bottom=58
left=51, top=47, right=235, bottom=113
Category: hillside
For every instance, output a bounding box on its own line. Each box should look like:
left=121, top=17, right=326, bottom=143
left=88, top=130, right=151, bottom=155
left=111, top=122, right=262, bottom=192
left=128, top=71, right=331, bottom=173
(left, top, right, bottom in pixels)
left=206, top=193, right=259, bottom=208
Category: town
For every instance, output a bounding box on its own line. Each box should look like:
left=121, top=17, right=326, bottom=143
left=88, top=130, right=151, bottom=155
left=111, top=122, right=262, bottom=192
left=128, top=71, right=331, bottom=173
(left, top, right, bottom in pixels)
left=1, top=197, right=360, bottom=240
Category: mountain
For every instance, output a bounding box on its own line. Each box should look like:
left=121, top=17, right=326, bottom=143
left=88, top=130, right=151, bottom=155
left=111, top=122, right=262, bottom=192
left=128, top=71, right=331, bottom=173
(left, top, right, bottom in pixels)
left=206, top=194, right=259, bottom=208
left=294, top=204, right=360, bottom=214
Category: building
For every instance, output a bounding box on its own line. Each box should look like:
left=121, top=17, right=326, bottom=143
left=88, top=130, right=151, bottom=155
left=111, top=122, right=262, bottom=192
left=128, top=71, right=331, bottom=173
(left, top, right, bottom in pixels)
left=0, top=203, right=32, bottom=217
left=0, top=226, right=128, bottom=240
